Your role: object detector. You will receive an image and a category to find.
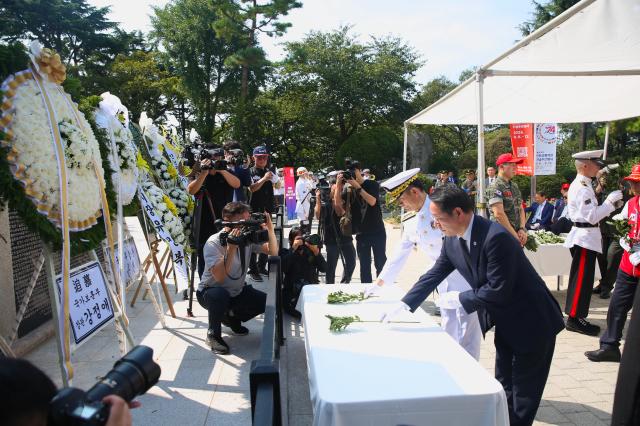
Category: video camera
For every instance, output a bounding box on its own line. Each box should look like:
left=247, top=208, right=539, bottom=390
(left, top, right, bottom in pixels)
left=199, top=147, right=228, bottom=171
left=49, top=345, right=160, bottom=426
left=226, top=148, right=244, bottom=166
left=342, top=158, right=361, bottom=181
left=216, top=212, right=269, bottom=246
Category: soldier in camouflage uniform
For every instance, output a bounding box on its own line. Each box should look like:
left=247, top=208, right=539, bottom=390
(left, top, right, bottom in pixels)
left=486, top=153, right=527, bottom=247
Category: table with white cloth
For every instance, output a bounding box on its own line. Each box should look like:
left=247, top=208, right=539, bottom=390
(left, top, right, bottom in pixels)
left=524, top=243, right=600, bottom=290
left=297, top=284, right=509, bottom=426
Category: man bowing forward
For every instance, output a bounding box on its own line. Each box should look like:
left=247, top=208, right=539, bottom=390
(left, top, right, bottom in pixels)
left=383, top=186, right=564, bottom=426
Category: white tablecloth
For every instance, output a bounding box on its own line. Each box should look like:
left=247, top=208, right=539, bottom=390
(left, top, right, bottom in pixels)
left=297, top=284, right=509, bottom=426
left=525, top=243, right=601, bottom=279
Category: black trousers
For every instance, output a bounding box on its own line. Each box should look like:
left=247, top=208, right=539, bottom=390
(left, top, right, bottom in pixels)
left=249, top=252, right=268, bottom=273
left=598, top=239, right=624, bottom=291
left=355, top=231, right=387, bottom=283
left=495, top=332, right=556, bottom=426
left=601, top=269, right=639, bottom=349
left=196, top=285, right=266, bottom=336
left=612, top=277, right=640, bottom=426
left=197, top=243, right=207, bottom=279
left=566, top=246, right=597, bottom=318
left=325, top=240, right=356, bottom=284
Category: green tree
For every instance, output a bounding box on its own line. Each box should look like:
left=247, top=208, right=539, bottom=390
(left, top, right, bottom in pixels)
left=152, top=0, right=243, bottom=143
left=213, top=0, right=301, bottom=99
left=411, top=72, right=478, bottom=172
left=518, top=0, right=581, bottom=36
left=336, top=127, right=403, bottom=177
left=280, top=26, right=421, bottom=150
left=108, top=51, right=185, bottom=125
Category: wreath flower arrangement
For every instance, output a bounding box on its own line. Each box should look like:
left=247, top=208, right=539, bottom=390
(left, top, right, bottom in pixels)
left=140, top=180, right=187, bottom=247
left=93, top=92, right=138, bottom=205
left=139, top=113, right=175, bottom=188
left=0, top=43, right=110, bottom=252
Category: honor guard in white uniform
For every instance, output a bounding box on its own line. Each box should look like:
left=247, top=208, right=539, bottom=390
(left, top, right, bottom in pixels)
left=365, top=168, right=481, bottom=359
left=295, top=167, right=313, bottom=229
left=563, top=150, right=623, bottom=336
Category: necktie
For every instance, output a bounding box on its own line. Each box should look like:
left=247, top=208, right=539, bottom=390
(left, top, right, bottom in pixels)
left=459, top=237, right=472, bottom=270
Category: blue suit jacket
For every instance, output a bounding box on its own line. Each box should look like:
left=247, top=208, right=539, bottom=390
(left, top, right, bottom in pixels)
left=552, top=198, right=566, bottom=223
left=525, top=202, right=554, bottom=228
left=402, top=215, right=564, bottom=352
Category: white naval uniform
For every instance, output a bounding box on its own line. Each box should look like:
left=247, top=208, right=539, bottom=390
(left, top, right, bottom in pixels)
left=563, top=174, right=615, bottom=253
left=295, top=177, right=313, bottom=223
left=377, top=197, right=482, bottom=360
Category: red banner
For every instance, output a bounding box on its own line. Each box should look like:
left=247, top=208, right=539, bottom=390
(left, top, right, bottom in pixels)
left=509, top=123, right=534, bottom=176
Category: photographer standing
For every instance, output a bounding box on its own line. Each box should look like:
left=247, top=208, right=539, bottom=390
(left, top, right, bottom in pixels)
left=196, top=202, right=278, bottom=354
left=315, top=174, right=357, bottom=284
left=336, top=161, right=386, bottom=283
left=248, top=145, right=280, bottom=282
left=187, top=146, right=241, bottom=278
left=223, top=140, right=251, bottom=202
left=281, top=227, right=327, bottom=318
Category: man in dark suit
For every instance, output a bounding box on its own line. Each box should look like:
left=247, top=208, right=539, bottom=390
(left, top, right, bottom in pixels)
left=382, top=186, right=565, bottom=426
left=552, top=183, right=570, bottom=224
left=525, top=191, right=554, bottom=230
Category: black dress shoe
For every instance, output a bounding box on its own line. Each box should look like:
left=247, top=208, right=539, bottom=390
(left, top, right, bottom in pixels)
left=566, top=317, right=600, bottom=336
left=259, top=268, right=269, bottom=276
left=249, top=271, right=263, bottom=282
left=593, top=285, right=602, bottom=294
left=585, top=346, right=621, bottom=362
left=599, top=288, right=612, bottom=299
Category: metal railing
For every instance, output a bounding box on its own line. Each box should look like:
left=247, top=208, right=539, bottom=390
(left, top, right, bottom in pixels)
left=250, top=255, right=285, bottom=425
left=274, top=204, right=285, bottom=251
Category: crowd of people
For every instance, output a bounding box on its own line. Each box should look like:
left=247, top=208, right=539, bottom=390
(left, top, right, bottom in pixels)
left=176, top=141, right=640, bottom=425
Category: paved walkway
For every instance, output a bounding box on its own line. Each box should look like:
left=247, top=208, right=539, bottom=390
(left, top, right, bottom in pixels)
left=25, top=220, right=627, bottom=425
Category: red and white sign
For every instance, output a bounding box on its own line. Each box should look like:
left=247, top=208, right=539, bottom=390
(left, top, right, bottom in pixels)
left=510, top=123, right=534, bottom=176
left=509, top=123, right=557, bottom=176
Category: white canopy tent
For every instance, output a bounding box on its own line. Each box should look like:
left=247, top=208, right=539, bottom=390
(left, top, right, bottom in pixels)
left=404, top=0, right=640, bottom=212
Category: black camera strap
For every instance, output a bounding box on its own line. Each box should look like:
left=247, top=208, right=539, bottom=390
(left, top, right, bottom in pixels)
left=224, top=243, right=247, bottom=281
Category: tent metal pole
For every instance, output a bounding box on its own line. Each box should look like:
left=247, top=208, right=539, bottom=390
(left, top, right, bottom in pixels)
left=476, top=72, right=487, bottom=217
left=402, top=124, right=408, bottom=172
left=603, top=122, right=610, bottom=160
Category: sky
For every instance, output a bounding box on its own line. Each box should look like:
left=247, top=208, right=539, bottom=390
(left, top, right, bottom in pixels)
left=88, top=0, right=535, bottom=86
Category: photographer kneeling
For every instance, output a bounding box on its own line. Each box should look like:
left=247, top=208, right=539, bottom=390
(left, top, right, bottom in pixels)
left=196, top=202, right=278, bottom=355
left=281, top=227, right=327, bottom=318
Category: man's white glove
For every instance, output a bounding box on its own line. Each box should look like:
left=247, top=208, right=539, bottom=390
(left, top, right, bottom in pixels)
left=531, top=223, right=540, bottom=230
left=605, top=190, right=623, bottom=206
left=380, top=301, right=410, bottom=323
left=436, top=291, right=461, bottom=309
left=364, top=283, right=383, bottom=298
left=630, top=251, right=640, bottom=266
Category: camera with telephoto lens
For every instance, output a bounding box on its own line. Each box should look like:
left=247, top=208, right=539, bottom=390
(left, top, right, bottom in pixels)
left=216, top=212, right=269, bottom=246
left=49, top=345, right=160, bottom=426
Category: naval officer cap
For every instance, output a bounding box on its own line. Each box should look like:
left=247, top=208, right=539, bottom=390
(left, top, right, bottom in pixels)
left=381, top=168, right=422, bottom=203
left=572, top=149, right=606, bottom=167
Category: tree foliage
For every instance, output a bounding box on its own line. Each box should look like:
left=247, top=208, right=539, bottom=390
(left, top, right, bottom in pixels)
left=337, top=127, right=403, bottom=176
left=152, top=0, right=244, bottom=143
left=281, top=26, right=421, bottom=147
